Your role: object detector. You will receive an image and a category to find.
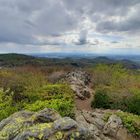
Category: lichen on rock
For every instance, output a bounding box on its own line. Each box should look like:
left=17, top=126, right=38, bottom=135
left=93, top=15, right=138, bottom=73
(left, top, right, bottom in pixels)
left=0, top=108, right=89, bottom=140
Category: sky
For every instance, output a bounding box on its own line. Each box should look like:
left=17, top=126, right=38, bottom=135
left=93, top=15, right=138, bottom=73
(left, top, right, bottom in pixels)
left=0, top=0, right=140, bottom=55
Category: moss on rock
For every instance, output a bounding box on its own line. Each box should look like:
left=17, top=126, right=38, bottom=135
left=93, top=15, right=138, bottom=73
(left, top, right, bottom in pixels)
left=0, top=108, right=89, bottom=140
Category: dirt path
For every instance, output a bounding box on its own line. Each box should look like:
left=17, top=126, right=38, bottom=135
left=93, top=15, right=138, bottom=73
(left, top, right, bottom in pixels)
left=64, top=70, right=94, bottom=112
left=74, top=78, right=95, bottom=111
left=75, top=92, right=94, bottom=111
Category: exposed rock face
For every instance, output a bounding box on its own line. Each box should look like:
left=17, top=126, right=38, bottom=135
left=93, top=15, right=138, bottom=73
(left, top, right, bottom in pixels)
left=64, top=70, right=93, bottom=99
left=0, top=108, right=89, bottom=140
left=103, top=114, right=122, bottom=137
left=75, top=109, right=138, bottom=140
left=0, top=108, right=138, bottom=140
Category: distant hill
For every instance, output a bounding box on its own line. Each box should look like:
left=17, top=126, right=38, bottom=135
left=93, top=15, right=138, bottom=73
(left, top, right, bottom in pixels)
left=0, top=53, right=140, bottom=69
left=0, top=53, right=35, bottom=67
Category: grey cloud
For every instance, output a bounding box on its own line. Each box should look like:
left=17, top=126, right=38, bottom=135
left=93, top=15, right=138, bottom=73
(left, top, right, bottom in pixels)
left=0, top=0, right=140, bottom=46
left=76, top=30, right=88, bottom=45
left=96, top=11, right=140, bottom=33
left=64, top=0, right=139, bottom=16
left=0, top=0, right=79, bottom=44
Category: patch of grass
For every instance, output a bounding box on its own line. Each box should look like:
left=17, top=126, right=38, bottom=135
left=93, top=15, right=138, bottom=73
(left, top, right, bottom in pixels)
left=0, top=83, right=75, bottom=121
left=24, top=98, right=74, bottom=117
left=116, top=112, right=140, bottom=137
left=24, top=84, right=75, bottom=117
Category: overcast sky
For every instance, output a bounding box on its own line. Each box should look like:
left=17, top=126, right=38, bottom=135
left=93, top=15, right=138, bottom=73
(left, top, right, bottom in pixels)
left=0, top=0, right=140, bottom=54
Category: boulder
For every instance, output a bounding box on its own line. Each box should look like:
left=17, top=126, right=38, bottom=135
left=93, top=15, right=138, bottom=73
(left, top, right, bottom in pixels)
left=75, top=109, right=138, bottom=140
left=53, top=117, right=77, bottom=130
left=33, top=108, right=61, bottom=123
left=0, top=108, right=89, bottom=140
left=103, top=115, right=122, bottom=137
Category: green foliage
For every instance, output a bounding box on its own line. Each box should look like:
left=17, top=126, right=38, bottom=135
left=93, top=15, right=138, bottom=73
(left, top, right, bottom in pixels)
left=24, top=84, right=75, bottom=117
left=104, top=111, right=140, bottom=137
left=91, top=64, right=140, bottom=115
left=91, top=88, right=110, bottom=109
left=24, top=99, right=74, bottom=117
left=39, top=84, right=74, bottom=100
left=92, top=87, right=140, bottom=115
left=126, top=94, right=140, bottom=115
left=0, top=67, right=75, bottom=121
left=0, top=67, right=46, bottom=101
left=116, top=112, right=140, bottom=137
left=0, top=83, right=75, bottom=121
left=0, top=89, right=19, bottom=120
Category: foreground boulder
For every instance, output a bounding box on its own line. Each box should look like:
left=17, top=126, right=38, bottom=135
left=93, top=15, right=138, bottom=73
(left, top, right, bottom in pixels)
left=0, top=108, right=89, bottom=140
left=75, top=109, right=139, bottom=140
left=0, top=108, right=139, bottom=140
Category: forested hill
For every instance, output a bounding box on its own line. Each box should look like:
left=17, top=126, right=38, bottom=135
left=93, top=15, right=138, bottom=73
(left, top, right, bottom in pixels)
left=0, top=53, right=140, bottom=69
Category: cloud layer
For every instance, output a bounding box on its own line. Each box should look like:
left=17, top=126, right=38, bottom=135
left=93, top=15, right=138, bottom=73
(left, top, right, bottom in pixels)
left=0, top=0, right=140, bottom=54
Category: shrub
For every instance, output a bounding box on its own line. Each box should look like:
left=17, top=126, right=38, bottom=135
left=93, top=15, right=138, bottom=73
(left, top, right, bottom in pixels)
left=0, top=67, right=75, bottom=121
left=0, top=89, right=19, bottom=120
left=91, top=88, right=110, bottom=109
left=126, top=95, right=140, bottom=115
left=90, top=64, right=140, bottom=115
left=0, top=84, right=75, bottom=121
left=24, top=99, right=74, bottom=117
left=116, top=112, right=140, bottom=137
left=92, top=87, right=140, bottom=115
left=39, top=84, right=74, bottom=100
left=24, top=84, right=75, bottom=118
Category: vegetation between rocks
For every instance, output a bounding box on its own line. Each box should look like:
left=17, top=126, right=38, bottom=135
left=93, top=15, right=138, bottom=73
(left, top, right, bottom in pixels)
left=0, top=68, right=75, bottom=121
left=104, top=111, right=140, bottom=137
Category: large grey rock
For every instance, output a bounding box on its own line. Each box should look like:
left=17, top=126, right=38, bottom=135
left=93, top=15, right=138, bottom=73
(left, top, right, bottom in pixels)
left=53, top=117, right=77, bottom=130
left=103, top=115, right=122, bottom=137
left=33, top=108, right=61, bottom=123
left=0, top=108, right=89, bottom=140
left=75, top=109, right=138, bottom=140
left=82, top=111, right=105, bottom=129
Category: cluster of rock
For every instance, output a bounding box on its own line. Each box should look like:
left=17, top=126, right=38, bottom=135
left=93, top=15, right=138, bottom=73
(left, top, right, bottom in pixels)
left=64, top=70, right=93, bottom=99
left=75, top=109, right=138, bottom=140
left=0, top=108, right=90, bottom=140
left=0, top=107, right=138, bottom=140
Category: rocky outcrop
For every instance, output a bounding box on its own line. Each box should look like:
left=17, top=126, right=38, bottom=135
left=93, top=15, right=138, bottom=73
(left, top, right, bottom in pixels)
left=103, top=114, right=122, bottom=137
left=75, top=109, right=138, bottom=140
left=64, top=70, right=93, bottom=99
left=0, top=108, right=139, bottom=140
left=0, top=108, right=89, bottom=140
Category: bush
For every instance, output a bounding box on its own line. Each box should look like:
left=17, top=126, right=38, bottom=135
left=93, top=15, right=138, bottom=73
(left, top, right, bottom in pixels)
left=24, top=99, right=74, bottom=117
left=24, top=84, right=75, bottom=118
left=0, top=84, right=75, bottom=121
left=126, top=96, right=140, bottom=115
left=92, top=87, right=140, bottom=115
left=0, top=68, right=75, bottom=120
left=39, top=84, right=74, bottom=100
left=116, top=112, right=140, bottom=137
left=90, top=64, right=140, bottom=115
left=91, top=88, right=110, bottom=109
left=0, top=89, right=19, bottom=120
